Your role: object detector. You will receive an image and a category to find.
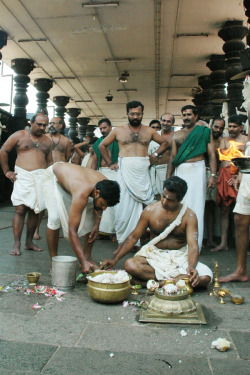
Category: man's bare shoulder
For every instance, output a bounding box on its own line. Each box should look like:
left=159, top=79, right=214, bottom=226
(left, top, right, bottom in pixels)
left=144, top=201, right=159, bottom=214
left=183, top=207, right=197, bottom=222
left=174, top=129, right=185, bottom=138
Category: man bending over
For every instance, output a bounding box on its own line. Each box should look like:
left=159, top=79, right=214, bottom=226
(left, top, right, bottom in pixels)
left=101, top=176, right=212, bottom=288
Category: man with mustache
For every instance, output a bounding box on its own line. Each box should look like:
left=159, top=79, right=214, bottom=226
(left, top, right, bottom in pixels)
left=148, top=114, right=175, bottom=199
left=91, top=118, right=119, bottom=238
left=211, top=114, right=247, bottom=252
left=33, top=116, right=72, bottom=240
left=167, top=105, right=217, bottom=252
left=98, top=101, right=169, bottom=249
left=0, top=113, right=52, bottom=255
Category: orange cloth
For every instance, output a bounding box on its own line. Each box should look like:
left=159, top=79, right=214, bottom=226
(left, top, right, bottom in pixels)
left=216, top=165, right=238, bottom=206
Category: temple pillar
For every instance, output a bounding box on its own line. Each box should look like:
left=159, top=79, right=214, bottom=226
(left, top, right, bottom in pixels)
left=197, top=75, right=213, bottom=120
left=53, top=96, right=70, bottom=135
left=77, top=117, right=90, bottom=141
left=67, top=108, right=81, bottom=139
left=0, top=30, right=7, bottom=62
left=34, top=78, right=53, bottom=115
left=206, top=54, right=227, bottom=117
left=86, top=124, right=97, bottom=138
left=11, top=58, right=35, bottom=129
left=218, top=20, right=248, bottom=115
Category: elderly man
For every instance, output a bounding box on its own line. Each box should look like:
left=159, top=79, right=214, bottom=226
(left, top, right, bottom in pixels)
left=167, top=105, right=217, bottom=252
left=98, top=100, right=169, bottom=247
left=101, top=176, right=212, bottom=288
left=91, top=118, right=119, bottom=237
left=0, top=113, right=52, bottom=255
left=212, top=115, right=247, bottom=252
left=148, top=113, right=175, bottom=198
left=42, top=163, right=120, bottom=274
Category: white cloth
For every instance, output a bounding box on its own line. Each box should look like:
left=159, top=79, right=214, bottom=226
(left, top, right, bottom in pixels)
left=98, top=167, right=117, bottom=234
left=135, top=245, right=213, bottom=281
left=42, top=165, right=94, bottom=237
left=11, top=165, right=46, bottom=213
left=81, top=153, right=91, bottom=167
left=234, top=142, right=250, bottom=215
left=114, top=156, right=154, bottom=244
left=150, top=164, right=167, bottom=195
left=174, top=160, right=206, bottom=253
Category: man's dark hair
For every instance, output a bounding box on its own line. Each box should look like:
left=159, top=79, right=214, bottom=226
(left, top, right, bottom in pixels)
left=126, top=101, right=144, bottom=113
left=160, top=113, right=175, bottom=124
left=58, top=118, right=66, bottom=130
left=70, top=137, right=81, bottom=144
left=89, top=137, right=98, bottom=146
left=98, top=118, right=111, bottom=127
left=181, top=105, right=198, bottom=116
left=228, top=114, right=242, bottom=126
left=212, top=117, right=225, bottom=127
left=149, top=119, right=161, bottom=128
left=95, top=180, right=120, bottom=207
left=163, top=176, right=187, bottom=201
left=30, top=113, right=48, bottom=123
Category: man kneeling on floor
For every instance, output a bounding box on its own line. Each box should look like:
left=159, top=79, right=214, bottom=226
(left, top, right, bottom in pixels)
left=42, top=163, right=120, bottom=274
left=101, top=176, right=212, bottom=288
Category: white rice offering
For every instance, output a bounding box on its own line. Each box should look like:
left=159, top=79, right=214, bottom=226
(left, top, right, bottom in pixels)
left=211, top=338, right=231, bottom=352
left=88, top=270, right=130, bottom=284
left=176, top=280, right=187, bottom=290
left=163, top=283, right=179, bottom=294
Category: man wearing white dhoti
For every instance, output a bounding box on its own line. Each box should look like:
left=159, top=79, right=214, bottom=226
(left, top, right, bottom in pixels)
left=101, top=176, right=212, bottom=288
left=167, top=105, right=217, bottom=252
left=148, top=115, right=174, bottom=198
left=42, top=163, right=120, bottom=274
left=98, top=101, right=170, bottom=247
left=91, top=118, right=119, bottom=236
left=0, top=113, right=52, bottom=255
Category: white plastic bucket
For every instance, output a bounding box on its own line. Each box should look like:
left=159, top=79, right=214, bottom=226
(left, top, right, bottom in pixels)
left=52, top=255, right=77, bottom=290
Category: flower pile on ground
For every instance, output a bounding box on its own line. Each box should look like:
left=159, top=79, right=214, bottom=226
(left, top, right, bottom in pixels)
left=16, top=285, right=66, bottom=301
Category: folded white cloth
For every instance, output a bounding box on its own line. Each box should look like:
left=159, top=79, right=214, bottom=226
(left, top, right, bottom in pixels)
left=114, top=156, right=154, bottom=244
left=11, top=165, right=46, bottom=213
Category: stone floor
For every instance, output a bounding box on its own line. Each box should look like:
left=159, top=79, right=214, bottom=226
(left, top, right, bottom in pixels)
left=0, top=204, right=249, bottom=375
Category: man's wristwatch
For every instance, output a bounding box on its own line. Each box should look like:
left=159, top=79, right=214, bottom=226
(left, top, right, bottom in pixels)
left=211, top=173, right=216, bottom=177
left=153, top=152, right=158, bottom=157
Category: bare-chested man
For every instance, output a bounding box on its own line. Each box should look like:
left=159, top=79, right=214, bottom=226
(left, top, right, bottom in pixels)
left=98, top=100, right=169, bottom=247
left=101, top=176, right=212, bottom=288
left=91, top=118, right=119, bottom=236
left=42, top=163, right=120, bottom=274
left=0, top=113, right=52, bottom=255
left=205, top=118, right=225, bottom=247
left=34, top=116, right=71, bottom=240
left=211, top=114, right=247, bottom=252
left=167, top=105, right=217, bottom=252
left=148, top=114, right=174, bottom=198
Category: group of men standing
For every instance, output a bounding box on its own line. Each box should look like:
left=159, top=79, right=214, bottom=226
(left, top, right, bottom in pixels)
left=0, top=100, right=249, bottom=287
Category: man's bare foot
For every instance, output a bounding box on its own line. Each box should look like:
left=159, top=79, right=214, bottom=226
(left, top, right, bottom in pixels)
left=10, top=248, right=21, bottom=256
left=210, top=244, right=228, bottom=252
left=33, top=233, right=41, bottom=240
left=24, top=243, right=43, bottom=252
left=219, top=272, right=248, bottom=283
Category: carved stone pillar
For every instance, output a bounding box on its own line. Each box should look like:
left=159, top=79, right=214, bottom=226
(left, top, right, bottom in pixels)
left=34, top=78, right=53, bottom=115
left=206, top=54, right=227, bottom=117
left=11, top=58, right=35, bottom=128
left=67, top=108, right=81, bottom=139
left=197, top=75, right=213, bottom=120
left=218, top=20, right=248, bottom=115
left=0, top=30, right=7, bottom=61
left=53, top=96, right=70, bottom=121
left=78, top=117, right=90, bottom=141
left=86, top=124, right=97, bottom=138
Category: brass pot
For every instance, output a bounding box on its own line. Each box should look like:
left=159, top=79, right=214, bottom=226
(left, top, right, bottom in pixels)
left=87, top=271, right=131, bottom=304
left=147, top=289, right=196, bottom=315
left=26, top=272, right=41, bottom=284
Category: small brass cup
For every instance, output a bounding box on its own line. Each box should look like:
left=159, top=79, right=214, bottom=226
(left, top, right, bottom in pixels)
left=26, top=272, right=41, bottom=284
left=231, top=295, right=244, bottom=305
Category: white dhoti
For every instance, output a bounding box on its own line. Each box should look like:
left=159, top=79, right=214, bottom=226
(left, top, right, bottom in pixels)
left=175, top=160, right=206, bottom=252
left=135, top=245, right=213, bottom=281
left=150, top=164, right=167, bottom=196
left=114, top=157, right=154, bottom=245
left=234, top=142, right=250, bottom=215
left=42, top=165, right=94, bottom=237
left=98, top=167, right=117, bottom=234
left=81, top=153, right=91, bottom=167
left=11, top=165, right=46, bottom=213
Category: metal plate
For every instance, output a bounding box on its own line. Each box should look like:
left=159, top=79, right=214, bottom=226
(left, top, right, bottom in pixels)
left=139, top=303, right=207, bottom=325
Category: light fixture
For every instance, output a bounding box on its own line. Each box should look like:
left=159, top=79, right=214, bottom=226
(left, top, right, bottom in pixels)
left=82, top=2, right=119, bottom=8
left=119, top=71, right=129, bottom=83
left=105, top=58, right=132, bottom=63
left=89, top=115, right=103, bottom=117
left=18, top=38, right=47, bottom=42
left=53, top=76, right=76, bottom=80
left=168, top=99, right=187, bottom=101
left=176, top=33, right=209, bottom=38
left=117, top=88, right=137, bottom=92
left=75, top=100, right=92, bottom=103
left=105, top=90, right=113, bottom=101
left=171, top=74, right=196, bottom=77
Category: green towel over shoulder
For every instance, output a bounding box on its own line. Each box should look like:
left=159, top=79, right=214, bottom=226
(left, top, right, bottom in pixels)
left=172, top=125, right=211, bottom=168
left=92, top=136, right=119, bottom=170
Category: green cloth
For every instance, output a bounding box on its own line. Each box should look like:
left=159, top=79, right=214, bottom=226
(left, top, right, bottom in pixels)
left=172, top=125, right=211, bottom=167
left=92, top=136, right=119, bottom=170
